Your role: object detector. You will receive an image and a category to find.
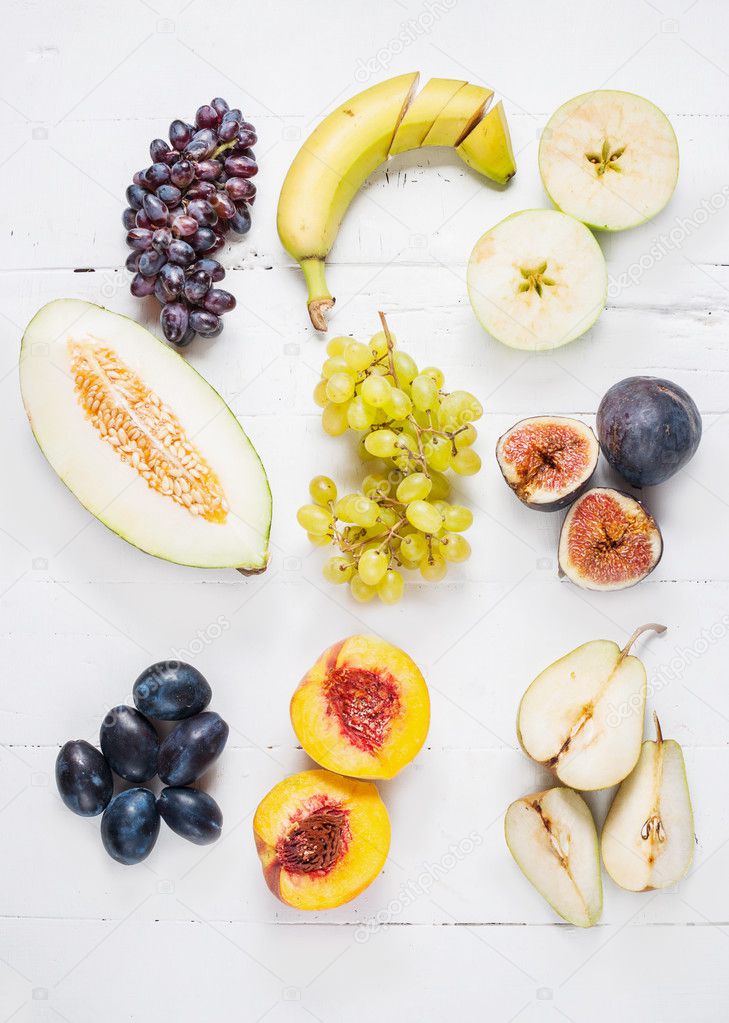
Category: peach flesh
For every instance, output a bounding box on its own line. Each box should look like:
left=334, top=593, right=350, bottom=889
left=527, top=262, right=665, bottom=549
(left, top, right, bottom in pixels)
left=325, top=666, right=401, bottom=754
left=277, top=801, right=350, bottom=876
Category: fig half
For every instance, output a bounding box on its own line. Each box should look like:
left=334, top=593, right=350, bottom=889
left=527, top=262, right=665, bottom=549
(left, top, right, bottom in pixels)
left=558, top=487, right=662, bottom=590
left=496, top=416, right=599, bottom=512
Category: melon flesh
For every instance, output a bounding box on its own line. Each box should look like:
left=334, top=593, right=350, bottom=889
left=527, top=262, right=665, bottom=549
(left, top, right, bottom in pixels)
left=20, top=300, right=271, bottom=570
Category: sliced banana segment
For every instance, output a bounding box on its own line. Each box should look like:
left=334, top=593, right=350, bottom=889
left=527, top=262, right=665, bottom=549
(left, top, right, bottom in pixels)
left=390, top=78, right=466, bottom=155
left=467, top=209, right=607, bottom=351
left=422, top=83, right=493, bottom=147
left=539, top=90, right=679, bottom=231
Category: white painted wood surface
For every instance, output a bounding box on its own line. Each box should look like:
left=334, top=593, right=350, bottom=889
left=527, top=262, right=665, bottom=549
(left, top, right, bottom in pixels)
left=2, top=0, right=729, bottom=1019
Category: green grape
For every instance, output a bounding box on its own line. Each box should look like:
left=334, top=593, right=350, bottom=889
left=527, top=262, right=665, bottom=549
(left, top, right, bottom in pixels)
left=307, top=531, right=332, bottom=547
left=411, top=373, right=439, bottom=411
left=313, top=379, right=329, bottom=408
left=335, top=494, right=379, bottom=528
left=451, top=448, right=481, bottom=476
left=358, top=548, right=388, bottom=586
left=392, top=350, right=418, bottom=383
left=362, top=472, right=392, bottom=499
left=309, top=475, right=337, bottom=506
left=364, top=429, right=399, bottom=458
left=323, top=555, right=354, bottom=583
left=396, top=472, right=432, bottom=503
left=297, top=504, right=333, bottom=535
left=425, top=434, right=452, bottom=472
left=350, top=573, right=376, bottom=602
left=440, top=533, right=471, bottom=563
left=326, top=371, right=356, bottom=404
left=344, top=340, right=373, bottom=372
left=420, top=554, right=447, bottom=581
left=347, top=395, right=376, bottom=431
left=385, top=387, right=412, bottom=420
left=454, top=424, right=478, bottom=449
left=421, top=366, right=444, bottom=388
left=443, top=504, right=473, bottom=531
left=361, top=374, right=392, bottom=408
left=322, top=355, right=349, bottom=379
left=439, top=390, right=484, bottom=429
left=378, top=569, right=404, bottom=604
left=400, top=532, right=427, bottom=563
left=429, top=471, right=451, bottom=501
left=369, top=331, right=392, bottom=358
left=322, top=402, right=350, bottom=436
left=326, top=336, right=350, bottom=356
left=378, top=505, right=400, bottom=528
left=406, top=500, right=443, bottom=534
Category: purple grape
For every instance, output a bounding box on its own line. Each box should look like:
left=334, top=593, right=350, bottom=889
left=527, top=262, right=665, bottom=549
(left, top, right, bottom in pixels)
left=169, top=119, right=194, bottom=151
left=189, top=227, right=217, bottom=253
left=183, top=271, right=211, bottom=305
left=167, top=239, right=196, bottom=266
left=163, top=149, right=181, bottom=166
left=189, top=310, right=222, bottom=337
left=203, top=289, right=236, bottom=315
left=226, top=177, right=255, bottom=203
left=156, top=183, right=181, bottom=207
left=172, top=214, right=199, bottom=237
left=176, top=326, right=197, bottom=348
left=150, top=138, right=171, bottom=163
left=184, top=128, right=217, bottom=160
left=127, top=228, right=154, bottom=251
left=160, top=302, right=189, bottom=344
left=192, top=258, right=224, bottom=282
left=210, top=192, right=236, bottom=220
left=238, top=123, right=257, bottom=146
left=144, top=162, right=170, bottom=189
left=131, top=272, right=157, bottom=297
left=158, top=262, right=185, bottom=297
left=154, top=278, right=170, bottom=305
left=142, top=194, right=169, bottom=227
left=135, top=210, right=153, bottom=229
left=152, top=227, right=173, bottom=251
left=218, top=111, right=241, bottom=142
left=126, top=250, right=142, bottom=272
left=195, top=104, right=219, bottom=129
left=126, top=184, right=146, bottom=210
left=132, top=170, right=148, bottom=189
left=196, top=159, right=223, bottom=181
left=170, top=160, right=196, bottom=189
left=139, top=249, right=167, bottom=277
left=122, top=207, right=137, bottom=230
left=186, top=181, right=216, bottom=200
left=211, top=97, right=229, bottom=118
left=225, top=155, right=257, bottom=178
left=229, top=208, right=251, bottom=234
left=226, top=108, right=242, bottom=122
left=207, top=234, right=226, bottom=254
left=188, top=199, right=217, bottom=227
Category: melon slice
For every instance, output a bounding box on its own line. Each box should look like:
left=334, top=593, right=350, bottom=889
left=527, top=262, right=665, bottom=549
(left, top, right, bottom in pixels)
left=389, top=78, right=466, bottom=155
left=456, top=101, right=516, bottom=184
left=20, top=300, right=271, bottom=571
left=539, top=90, right=679, bottom=231
left=421, top=83, right=493, bottom=147
left=467, top=209, right=607, bottom=351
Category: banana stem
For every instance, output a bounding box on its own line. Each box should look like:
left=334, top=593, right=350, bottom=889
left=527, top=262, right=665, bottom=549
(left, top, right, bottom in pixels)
left=620, top=622, right=667, bottom=660
left=301, top=258, right=334, bottom=332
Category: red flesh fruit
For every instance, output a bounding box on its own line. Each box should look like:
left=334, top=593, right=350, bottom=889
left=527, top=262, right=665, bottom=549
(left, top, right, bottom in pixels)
left=496, top=417, right=598, bottom=511
left=324, top=667, right=400, bottom=754
left=276, top=798, right=351, bottom=878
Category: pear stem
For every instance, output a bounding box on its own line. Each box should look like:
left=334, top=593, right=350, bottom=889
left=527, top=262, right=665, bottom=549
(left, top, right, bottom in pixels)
left=620, top=622, right=667, bottom=661
left=653, top=711, right=663, bottom=744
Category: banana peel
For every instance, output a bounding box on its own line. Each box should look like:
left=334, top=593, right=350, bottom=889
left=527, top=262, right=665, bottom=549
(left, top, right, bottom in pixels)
left=277, top=74, right=516, bottom=331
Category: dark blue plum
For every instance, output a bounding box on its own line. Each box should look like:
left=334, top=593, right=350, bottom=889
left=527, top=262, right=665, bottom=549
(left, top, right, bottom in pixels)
left=597, top=376, right=702, bottom=488
left=100, top=706, right=159, bottom=782
left=133, top=661, right=212, bottom=720
left=158, top=712, right=229, bottom=786
left=101, top=789, right=160, bottom=865
left=56, top=740, right=113, bottom=817
left=157, top=787, right=223, bottom=845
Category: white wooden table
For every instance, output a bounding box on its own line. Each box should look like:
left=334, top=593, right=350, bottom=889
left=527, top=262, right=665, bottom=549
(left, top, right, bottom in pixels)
left=2, top=0, right=729, bottom=1019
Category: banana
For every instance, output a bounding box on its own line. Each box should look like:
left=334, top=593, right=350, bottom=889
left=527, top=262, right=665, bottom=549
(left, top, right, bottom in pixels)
left=277, top=74, right=516, bottom=331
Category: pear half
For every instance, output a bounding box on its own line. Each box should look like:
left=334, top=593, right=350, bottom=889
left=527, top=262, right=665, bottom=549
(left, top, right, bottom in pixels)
left=505, top=787, right=602, bottom=927
left=602, top=715, right=694, bottom=891
left=517, top=624, right=666, bottom=791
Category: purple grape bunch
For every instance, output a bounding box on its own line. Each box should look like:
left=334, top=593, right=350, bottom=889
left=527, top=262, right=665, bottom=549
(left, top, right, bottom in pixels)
left=122, top=97, right=257, bottom=347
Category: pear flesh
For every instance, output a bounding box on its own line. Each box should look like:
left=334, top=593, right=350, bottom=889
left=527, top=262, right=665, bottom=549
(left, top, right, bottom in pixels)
left=517, top=624, right=665, bottom=791
left=505, top=787, right=602, bottom=927
left=602, top=718, right=694, bottom=891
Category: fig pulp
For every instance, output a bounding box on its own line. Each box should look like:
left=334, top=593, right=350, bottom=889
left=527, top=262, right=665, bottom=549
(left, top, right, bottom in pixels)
left=558, top=487, right=662, bottom=590
left=496, top=416, right=599, bottom=511
left=597, top=376, right=701, bottom=487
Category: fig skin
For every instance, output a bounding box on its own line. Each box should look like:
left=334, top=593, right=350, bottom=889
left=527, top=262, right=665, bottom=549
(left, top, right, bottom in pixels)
left=495, top=416, right=599, bottom=512
left=597, top=377, right=701, bottom=488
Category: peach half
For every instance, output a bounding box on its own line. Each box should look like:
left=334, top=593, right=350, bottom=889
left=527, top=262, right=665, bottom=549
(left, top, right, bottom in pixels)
left=290, top=635, right=430, bottom=779
left=253, top=769, right=390, bottom=909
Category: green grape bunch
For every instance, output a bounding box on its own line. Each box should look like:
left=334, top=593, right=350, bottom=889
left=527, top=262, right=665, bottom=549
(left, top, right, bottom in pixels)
left=297, top=313, right=482, bottom=604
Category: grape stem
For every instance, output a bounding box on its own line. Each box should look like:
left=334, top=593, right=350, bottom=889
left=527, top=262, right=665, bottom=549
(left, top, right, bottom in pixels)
left=378, top=311, right=399, bottom=387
